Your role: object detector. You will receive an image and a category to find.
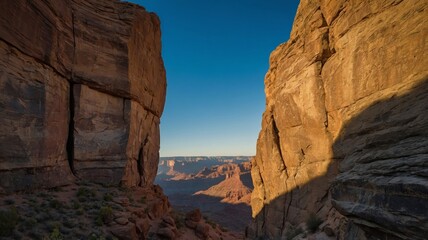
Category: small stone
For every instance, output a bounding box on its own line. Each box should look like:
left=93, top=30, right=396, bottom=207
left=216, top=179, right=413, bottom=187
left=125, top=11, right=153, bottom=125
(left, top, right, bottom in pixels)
left=185, top=220, right=197, bottom=229
left=162, top=216, right=175, bottom=227
left=115, top=217, right=129, bottom=225
left=157, top=227, right=176, bottom=239
left=110, top=223, right=137, bottom=240
left=323, top=225, right=335, bottom=236
left=113, top=197, right=130, bottom=207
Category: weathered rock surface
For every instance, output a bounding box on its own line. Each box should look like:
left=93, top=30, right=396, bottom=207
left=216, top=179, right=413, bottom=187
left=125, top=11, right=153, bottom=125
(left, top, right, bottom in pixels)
left=0, top=0, right=166, bottom=192
left=249, top=0, right=428, bottom=239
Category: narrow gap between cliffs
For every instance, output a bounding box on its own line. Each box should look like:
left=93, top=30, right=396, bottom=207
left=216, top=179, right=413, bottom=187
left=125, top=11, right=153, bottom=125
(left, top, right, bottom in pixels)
left=66, top=83, right=76, bottom=175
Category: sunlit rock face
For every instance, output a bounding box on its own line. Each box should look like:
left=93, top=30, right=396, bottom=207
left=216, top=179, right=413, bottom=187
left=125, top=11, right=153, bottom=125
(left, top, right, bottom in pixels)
left=0, top=0, right=166, bottom=192
left=248, top=0, right=428, bottom=239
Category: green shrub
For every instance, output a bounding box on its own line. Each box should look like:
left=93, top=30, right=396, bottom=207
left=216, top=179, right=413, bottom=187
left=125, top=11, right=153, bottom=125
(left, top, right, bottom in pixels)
left=140, top=196, right=146, bottom=204
left=0, top=207, right=19, bottom=236
left=77, top=187, right=96, bottom=198
left=48, top=226, right=63, bottom=240
left=103, top=193, right=113, bottom=202
left=96, top=206, right=113, bottom=225
left=306, top=213, right=322, bottom=233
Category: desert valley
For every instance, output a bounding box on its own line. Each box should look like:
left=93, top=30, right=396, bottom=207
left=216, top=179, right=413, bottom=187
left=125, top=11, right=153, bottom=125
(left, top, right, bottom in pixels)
left=156, top=156, right=253, bottom=232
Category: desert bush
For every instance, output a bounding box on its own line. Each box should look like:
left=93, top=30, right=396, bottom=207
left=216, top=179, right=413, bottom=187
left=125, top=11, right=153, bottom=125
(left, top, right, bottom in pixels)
left=103, top=193, right=113, bottom=202
left=0, top=207, right=19, bottom=236
left=48, top=225, right=63, bottom=240
left=77, top=187, right=96, bottom=199
left=96, top=205, right=113, bottom=225
left=306, top=213, right=322, bottom=233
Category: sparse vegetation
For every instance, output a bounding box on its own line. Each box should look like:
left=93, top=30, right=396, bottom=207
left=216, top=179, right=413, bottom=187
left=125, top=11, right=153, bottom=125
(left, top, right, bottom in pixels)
left=0, top=182, right=205, bottom=239
left=306, top=213, right=323, bottom=233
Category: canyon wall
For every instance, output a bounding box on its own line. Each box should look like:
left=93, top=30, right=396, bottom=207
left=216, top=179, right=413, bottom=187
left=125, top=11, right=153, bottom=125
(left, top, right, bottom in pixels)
left=0, top=0, right=166, bottom=192
left=249, top=0, right=427, bottom=239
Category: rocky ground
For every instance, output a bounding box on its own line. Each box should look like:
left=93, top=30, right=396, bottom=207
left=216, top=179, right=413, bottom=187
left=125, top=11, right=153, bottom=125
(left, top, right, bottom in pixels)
left=0, top=182, right=241, bottom=240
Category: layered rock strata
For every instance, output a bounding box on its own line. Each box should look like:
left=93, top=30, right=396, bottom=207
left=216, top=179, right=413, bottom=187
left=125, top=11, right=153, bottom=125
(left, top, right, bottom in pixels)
left=249, top=0, right=427, bottom=239
left=0, top=0, right=166, bottom=192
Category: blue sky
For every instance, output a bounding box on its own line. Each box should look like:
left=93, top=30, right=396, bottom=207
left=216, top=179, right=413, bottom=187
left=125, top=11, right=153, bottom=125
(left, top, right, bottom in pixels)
left=128, top=0, right=299, bottom=156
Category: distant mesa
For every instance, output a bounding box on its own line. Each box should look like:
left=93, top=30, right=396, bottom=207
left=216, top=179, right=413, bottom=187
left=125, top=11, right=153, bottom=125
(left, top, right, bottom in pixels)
left=194, top=165, right=252, bottom=205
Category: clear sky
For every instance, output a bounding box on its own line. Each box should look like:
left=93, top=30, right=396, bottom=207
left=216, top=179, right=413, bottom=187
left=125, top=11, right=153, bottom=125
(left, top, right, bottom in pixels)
left=128, top=0, right=299, bottom=157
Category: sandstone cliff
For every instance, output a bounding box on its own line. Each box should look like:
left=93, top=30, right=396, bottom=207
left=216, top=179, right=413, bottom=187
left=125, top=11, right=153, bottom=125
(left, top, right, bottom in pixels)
left=0, top=0, right=166, bottom=192
left=248, top=0, right=427, bottom=239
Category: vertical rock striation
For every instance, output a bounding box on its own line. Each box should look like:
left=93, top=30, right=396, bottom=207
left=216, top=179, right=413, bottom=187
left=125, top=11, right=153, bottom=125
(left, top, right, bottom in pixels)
left=0, top=0, right=166, bottom=192
left=248, top=0, right=428, bottom=239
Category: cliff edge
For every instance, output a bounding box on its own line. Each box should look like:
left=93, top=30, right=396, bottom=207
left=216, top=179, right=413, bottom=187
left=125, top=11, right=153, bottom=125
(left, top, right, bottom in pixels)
left=248, top=0, right=427, bottom=239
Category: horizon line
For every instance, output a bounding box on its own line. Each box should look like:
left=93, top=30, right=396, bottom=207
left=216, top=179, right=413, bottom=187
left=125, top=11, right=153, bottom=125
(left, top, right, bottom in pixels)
left=159, top=155, right=255, bottom=158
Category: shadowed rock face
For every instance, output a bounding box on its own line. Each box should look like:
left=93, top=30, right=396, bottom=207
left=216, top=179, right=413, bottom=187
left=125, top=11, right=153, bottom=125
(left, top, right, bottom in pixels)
left=249, top=0, right=427, bottom=239
left=0, top=0, right=166, bottom=192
